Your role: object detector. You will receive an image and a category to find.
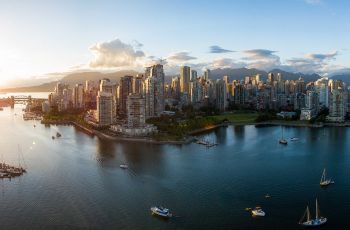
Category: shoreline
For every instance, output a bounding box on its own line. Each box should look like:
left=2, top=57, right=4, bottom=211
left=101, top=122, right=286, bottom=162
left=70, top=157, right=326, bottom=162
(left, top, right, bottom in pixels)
left=41, top=119, right=350, bottom=145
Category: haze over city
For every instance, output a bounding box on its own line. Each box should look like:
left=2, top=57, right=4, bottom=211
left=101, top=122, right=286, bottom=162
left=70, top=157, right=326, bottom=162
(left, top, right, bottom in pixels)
left=1, top=0, right=350, bottom=87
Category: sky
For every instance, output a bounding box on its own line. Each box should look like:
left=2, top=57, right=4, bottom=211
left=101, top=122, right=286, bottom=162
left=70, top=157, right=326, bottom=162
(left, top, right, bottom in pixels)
left=0, top=0, right=350, bottom=87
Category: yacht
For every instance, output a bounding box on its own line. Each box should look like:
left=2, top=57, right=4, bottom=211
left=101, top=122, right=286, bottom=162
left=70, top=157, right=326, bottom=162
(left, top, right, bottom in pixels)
left=251, top=207, right=265, bottom=217
left=320, top=168, right=334, bottom=187
left=279, top=126, right=288, bottom=145
left=299, top=199, right=327, bottom=227
left=150, top=206, right=172, bottom=218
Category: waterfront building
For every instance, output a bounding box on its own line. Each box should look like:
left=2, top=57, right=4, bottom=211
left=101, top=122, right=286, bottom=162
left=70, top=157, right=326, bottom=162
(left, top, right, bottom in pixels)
left=300, top=90, right=319, bottom=120
left=96, top=91, right=113, bottom=126
left=327, top=80, right=347, bottom=122
left=99, top=79, right=117, bottom=122
left=315, top=77, right=329, bottom=108
left=110, top=93, right=157, bottom=136
left=180, top=66, right=191, bottom=93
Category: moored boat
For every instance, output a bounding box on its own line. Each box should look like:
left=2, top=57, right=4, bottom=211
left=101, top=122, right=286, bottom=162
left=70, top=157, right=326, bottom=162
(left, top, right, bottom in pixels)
left=320, top=168, right=334, bottom=187
left=120, top=164, right=128, bottom=169
left=251, top=207, right=265, bottom=217
left=299, top=199, right=327, bottom=227
left=279, top=126, right=288, bottom=145
left=150, top=206, right=172, bottom=218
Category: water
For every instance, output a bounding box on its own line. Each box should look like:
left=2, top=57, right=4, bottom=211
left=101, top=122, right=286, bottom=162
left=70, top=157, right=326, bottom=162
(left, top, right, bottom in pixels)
left=0, top=92, right=49, bottom=99
left=0, top=105, right=350, bottom=229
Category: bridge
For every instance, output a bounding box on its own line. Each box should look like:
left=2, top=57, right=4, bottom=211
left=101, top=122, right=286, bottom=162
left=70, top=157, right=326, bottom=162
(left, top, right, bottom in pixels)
left=10, top=95, right=33, bottom=105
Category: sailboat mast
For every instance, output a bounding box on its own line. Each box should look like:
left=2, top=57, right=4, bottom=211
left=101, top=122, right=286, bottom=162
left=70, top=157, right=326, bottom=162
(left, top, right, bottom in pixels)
left=315, top=199, right=319, bottom=219
left=306, top=206, right=310, bottom=221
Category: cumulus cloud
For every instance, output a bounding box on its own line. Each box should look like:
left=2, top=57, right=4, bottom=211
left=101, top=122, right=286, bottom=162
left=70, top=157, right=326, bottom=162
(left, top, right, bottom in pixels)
left=209, top=45, right=234, bottom=53
left=167, top=51, right=197, bottom=63
left=89, top=38, right=145, bottom=68
left=286, top=51, right=338, bottom=74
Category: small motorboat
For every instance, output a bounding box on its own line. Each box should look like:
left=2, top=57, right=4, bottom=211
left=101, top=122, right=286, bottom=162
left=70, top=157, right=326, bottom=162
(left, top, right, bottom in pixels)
left=120, top=164, right=128, bottom=169
left=251, top=207, right=265, bottom=217
left=290, top=137, right=299, bottom=141
left=150, top=206, right=172, bottom=218
left=56, top=132, right=62, bottom=138
left=299, top=199, right=327, bottom=227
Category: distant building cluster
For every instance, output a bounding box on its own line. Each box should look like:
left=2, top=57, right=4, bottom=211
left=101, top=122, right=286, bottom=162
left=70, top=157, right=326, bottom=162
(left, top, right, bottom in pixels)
left=43, top=64, right=350, bottom=136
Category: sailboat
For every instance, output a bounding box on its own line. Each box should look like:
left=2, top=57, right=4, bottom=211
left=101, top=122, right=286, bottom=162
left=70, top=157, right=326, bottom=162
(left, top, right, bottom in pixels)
left=299, top=199, right=327, bottom=227
left=320, top=168, right=334, bottom=186
left=279, top=126, right=288, bottom=145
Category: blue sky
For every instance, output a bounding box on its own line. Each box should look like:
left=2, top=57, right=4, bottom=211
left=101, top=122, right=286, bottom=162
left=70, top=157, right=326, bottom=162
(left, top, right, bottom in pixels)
left=0, top=0, right=349, bottom=86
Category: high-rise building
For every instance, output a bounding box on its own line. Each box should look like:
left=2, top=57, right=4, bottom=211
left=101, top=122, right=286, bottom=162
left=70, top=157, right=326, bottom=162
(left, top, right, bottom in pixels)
left=144, top=64, right=165, bottom=117
left=99, top=79, right=117, bottom=122
left=96, top=91, right=113, bottom=126
left=327, top=80, right=347, bottom=122
left=180, top=66, right=191, bottom=93
left=215, top=79, right=227, bottom=111
left=119, top=75, right=133, bottom=117
left=190, top=69, right=197, bottom=82
left=126, top=93, right=146, bottom=128
left=171, top=76, right=181, bottom=100
left=73, top=84, right=84, bottom=109
left=204, top=69, right=211, bottom=81
left=314, top=77, right=329, bottom=108
left=133, top=74, right=143, bottom=94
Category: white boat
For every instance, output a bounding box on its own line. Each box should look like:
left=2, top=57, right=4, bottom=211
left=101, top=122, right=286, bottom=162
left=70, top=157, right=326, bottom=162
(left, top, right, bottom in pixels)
left=120, top=164, right=128, bottom=169
left=299, top=199, right=327, bottom=227
left=290, top=137, right=299, bottom=141
left=251, top=207, right=265, bottom=217
left=279, top=126, right=288, bottom=145
left=150, top=206, right=172, bottom=218
left=320, top=168, right=334, bottom=186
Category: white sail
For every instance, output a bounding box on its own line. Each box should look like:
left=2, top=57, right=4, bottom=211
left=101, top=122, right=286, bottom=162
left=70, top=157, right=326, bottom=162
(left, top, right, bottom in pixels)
left=306, top=206, right=310, bottom=221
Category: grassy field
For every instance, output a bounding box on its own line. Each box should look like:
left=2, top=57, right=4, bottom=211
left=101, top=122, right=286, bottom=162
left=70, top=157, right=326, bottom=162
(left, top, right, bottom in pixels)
left=211, top=112, right=259, bottom=124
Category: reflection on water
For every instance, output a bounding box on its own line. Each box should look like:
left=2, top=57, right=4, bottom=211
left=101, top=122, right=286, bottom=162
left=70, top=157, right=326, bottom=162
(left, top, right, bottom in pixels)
left=0, top=105, right=350, bottom=229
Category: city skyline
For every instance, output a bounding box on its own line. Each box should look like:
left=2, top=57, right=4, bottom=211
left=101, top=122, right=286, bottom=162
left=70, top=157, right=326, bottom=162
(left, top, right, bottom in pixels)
left=1, top=0, right=350, bottom=88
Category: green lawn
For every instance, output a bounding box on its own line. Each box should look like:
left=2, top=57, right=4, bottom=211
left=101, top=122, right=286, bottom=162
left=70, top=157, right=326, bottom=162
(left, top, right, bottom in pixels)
left=211, top=112, right=259, bottom=124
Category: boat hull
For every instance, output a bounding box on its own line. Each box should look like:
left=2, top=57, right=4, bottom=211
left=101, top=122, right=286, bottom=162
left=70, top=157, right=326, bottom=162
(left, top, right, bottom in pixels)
left=301, top=217, right=327, bottom=228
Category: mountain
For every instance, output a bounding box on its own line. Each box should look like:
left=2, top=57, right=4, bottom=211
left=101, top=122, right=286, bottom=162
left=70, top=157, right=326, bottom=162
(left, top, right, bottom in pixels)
left=329, top=74, right=350, bottom=85
left=0, top=70, right=139, bottom=93
left=210, top=67, right=321, bottom=82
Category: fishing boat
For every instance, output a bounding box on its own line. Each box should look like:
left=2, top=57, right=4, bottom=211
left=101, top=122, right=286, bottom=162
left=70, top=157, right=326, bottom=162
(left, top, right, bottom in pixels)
left=299, top=199, right=327, bottom=227
left=120, top=164, right=128, bottom=169
left=320, top=168, right=334, bottom=186
left=279, top=126, right=288, bottom=145
left=150, top=206, right=172, bottom=218
left=251, top=207, right=265, bottom=217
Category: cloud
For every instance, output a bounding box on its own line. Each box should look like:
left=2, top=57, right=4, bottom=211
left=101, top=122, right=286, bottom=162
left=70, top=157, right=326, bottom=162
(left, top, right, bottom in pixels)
left=167, top=51, right=197, bottom=63
left=305, top=51, right=337, bottom=61
left=210, top=58, right=245, bottom=69
left=285, top=51, right=338, bottom=74
left=242, top=49, right=281, bottom=70
left=89, top=38, right=145, bottom=68
left=209, top=45, right=234, bottom=53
